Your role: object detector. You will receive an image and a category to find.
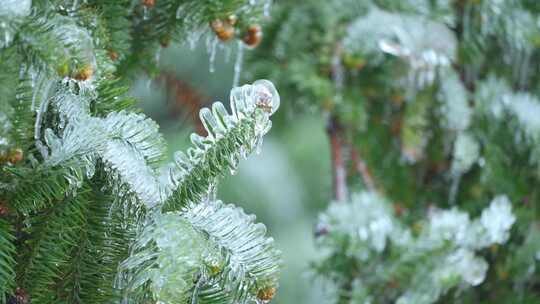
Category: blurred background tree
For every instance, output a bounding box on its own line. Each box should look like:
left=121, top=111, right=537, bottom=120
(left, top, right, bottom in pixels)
left=241, top=0, right=540, bottom=303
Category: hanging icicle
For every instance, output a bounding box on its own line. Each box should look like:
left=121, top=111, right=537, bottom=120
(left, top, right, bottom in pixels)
left=233, top=41, right=245, bottom=87
left=155, top=47, right=162, bottom=65
left=208, top=36, right=218, bottom=73
left=263, top=0, right=273, bottom=17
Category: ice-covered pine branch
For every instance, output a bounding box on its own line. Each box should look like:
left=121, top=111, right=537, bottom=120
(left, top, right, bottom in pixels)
left=341, top=5, right=476, bottom=164
left=343, top=6, right=456, bottom=90
left=163, top=79, right=280, bottom=211
left=1, top=0, right=281, bottom=303
left=25, top=79, right=280, bottom=212
left=315, top=191, right=516, bottom=304
left=118, top=200, right=282, bottom=304
left=475, top=76, right=540, bottom=172
left=339, top=5, right=483, bottom=204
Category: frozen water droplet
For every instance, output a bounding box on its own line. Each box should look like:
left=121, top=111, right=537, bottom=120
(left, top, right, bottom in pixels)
left=478, top=157, right=485, bottom=167
left=155, top=47, right=162, bottom=65
left=187, top=32, right=199, bottom=50
left=252, top=79, right=280, bottom=115
left=240, top=146, right=249, bottom=159
left=233, top=41, right=244, bottom=87
left=199, top=108, right=223, bottom=139
left=175, top=4, right=185, bottom=19
left=190, top=133, right=206, bottom=151
left=71, top=0, right=79, bottom=11
left=208, top=181, right=218, bottom=201
left=378, top=39, right=405, bottom=57
left=228, top=154, right=239, bottom=171
left=143, top=6, right=150, bottom=20
left=255, top=137, right=264, bottom=155
left=1, top=25, right=12, bottom=49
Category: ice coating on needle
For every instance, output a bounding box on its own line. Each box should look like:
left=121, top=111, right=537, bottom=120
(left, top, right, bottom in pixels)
left=0, top=0, right=32, bottom=48
left=0, top=0, right=32, bottom=17
left=252, top=79, right=280, bottom=115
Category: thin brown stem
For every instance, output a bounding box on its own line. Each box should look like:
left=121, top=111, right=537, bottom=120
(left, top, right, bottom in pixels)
left=155, top=71, right=209, bottom=135
left=327, top=115, right=347, bottom=202
left=350, top=146, right=378, bottom=193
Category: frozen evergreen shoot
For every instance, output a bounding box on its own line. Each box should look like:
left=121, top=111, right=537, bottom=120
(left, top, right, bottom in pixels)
left=163, top=79, right=280, bottom=211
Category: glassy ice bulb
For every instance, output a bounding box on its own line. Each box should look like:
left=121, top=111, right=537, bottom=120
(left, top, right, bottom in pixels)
left=252, top=79, right=280, bottom=115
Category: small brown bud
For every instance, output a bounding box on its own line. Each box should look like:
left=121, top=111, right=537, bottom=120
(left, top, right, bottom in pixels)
left=257, top=286, right=276, bottom=302
left=74, top=65, right=93, bottom=81
left=141, top=0, right=155, bottom=7
left=0, top=204, right=9, bottom=217
left=242, top=24, right=262, bottom=47
left=393, top=202, right=406, bottom=217
left=109, top=50, right=119, bottom=61
left=210, top=19, right=234, bottom=42
left=160, top=36, right=170, bottom=48
left=7, top=149, right=23, bottom=164
left=10, top=287, right=30, bottom=304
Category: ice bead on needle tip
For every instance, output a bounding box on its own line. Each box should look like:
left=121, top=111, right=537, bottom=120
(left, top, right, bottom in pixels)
left=252, top=79, right=280, bottom=115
